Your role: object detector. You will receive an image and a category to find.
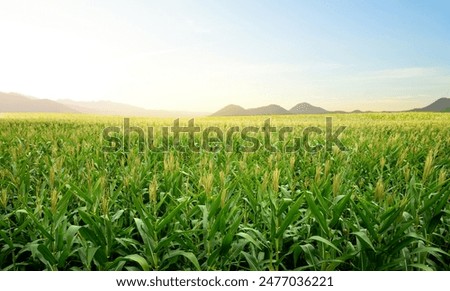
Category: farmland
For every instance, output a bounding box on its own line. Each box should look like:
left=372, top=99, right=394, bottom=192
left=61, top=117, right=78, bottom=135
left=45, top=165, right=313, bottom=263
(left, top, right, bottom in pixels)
left=0, top=113, right=449, bottom=270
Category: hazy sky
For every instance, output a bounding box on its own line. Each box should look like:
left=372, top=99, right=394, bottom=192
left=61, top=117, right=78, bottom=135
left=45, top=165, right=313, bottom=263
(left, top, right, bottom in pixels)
left=1, top=0, right=449, bottom=112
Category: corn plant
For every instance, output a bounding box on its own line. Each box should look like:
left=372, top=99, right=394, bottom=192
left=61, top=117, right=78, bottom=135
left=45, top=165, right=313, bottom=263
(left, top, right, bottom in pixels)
left=0, top=112, right=448, bottom=270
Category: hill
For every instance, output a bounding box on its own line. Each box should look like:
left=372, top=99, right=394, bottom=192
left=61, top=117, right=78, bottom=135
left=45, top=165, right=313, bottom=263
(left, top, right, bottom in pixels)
left=209, top=104, right=247, bottom=116
left=211, top=102, right=327, bottom=116
left=0, top=92, right=207, bottom=116
left=410, top=97, right=450, bottom=112
left=0, top=92, right=78, bottom=113
left=289, top=102, right=328, bottom=114
left=246, top=104, right=290, bottom=115
left=211, top=104, right=291, bottom=116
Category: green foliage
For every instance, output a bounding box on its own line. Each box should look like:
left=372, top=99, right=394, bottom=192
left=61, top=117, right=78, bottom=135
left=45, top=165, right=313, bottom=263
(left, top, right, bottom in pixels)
left=0, top=112, right=449, bottom=270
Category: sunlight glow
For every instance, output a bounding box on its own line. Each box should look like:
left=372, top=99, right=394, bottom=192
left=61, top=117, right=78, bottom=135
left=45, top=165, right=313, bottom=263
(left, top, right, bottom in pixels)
left=1, top=1, right=449, bottom=112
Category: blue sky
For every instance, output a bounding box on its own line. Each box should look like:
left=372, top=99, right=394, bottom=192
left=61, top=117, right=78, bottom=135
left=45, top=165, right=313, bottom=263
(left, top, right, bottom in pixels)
left=0, top=0, right=449, bottom=111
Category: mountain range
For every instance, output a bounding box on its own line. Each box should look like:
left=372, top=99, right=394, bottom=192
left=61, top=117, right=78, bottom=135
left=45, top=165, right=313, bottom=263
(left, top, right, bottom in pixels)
left=212, top=98, right=450, bottom=116
left=0, top=92, right=78, bottom=113
left=0, top=92, right=206, bottom=117
left=1, top=92, right=449, bottom=116
left=211, top=102, right=329, bottom=116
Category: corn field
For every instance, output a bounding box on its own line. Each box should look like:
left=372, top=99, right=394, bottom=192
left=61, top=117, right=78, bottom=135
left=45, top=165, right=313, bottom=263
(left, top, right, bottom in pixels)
left=0, top=113, right=449, bottom=270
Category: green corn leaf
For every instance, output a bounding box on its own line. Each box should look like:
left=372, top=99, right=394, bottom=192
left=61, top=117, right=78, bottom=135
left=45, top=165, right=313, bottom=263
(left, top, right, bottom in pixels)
left=305, top=191, right=329, bottom=236
left=37, top=244, right=58, bottom=266
left=352, top=231, right=375, bottom=252
left=164, top=251, right=201, bottom=271
left=308, top=235, right=342, bottom=254
left=156, top=201, right=186, bottom=232
left=124, top=254, right=150, bottom=271
left=330, top=191, right=351, bottom=228
left=276, top=197, right=303, bottom=238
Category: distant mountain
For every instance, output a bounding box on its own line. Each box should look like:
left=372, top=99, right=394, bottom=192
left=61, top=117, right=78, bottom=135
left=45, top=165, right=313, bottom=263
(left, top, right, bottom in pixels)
left=247, top=104, right=290, bottom=115
left=2, top=92, right=448, bottom=116
left=0, top=92, right=78, bottom=113
left=212, top=98, right=449, bottom=116
left=410, top=97, right=450, bottom=112
left=209, top=104, right=247, bottom=116
left=211, top=102, right=327, bottom=116
left=289, top=102, right=328, bottom=114
left=211, top=104, right=290, bottom=116
left=0, top=92, right=207, bottom=116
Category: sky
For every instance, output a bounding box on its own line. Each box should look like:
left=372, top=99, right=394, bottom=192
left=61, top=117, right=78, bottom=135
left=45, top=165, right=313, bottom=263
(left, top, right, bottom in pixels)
left=0, top=0, right=449, bottom=112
